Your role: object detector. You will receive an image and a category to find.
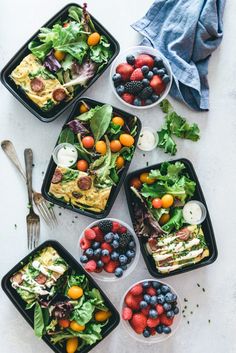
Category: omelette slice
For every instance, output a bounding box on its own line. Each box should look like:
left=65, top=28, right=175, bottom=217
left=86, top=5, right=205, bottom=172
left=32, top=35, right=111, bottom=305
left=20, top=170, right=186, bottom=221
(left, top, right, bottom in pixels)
left=11, top=54, right=70, bottom=110
left=49, top=166, right=112, bottom=213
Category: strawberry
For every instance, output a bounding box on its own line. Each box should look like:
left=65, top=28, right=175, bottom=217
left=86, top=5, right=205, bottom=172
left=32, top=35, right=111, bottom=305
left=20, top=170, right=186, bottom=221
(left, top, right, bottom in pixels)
left=118, top=226, right=127, bottom=234
left=101, top=255, right=110, bottom=264
left=112, top=221, right=121, bottom=233
left=130, top=313, right=147, bottom=334
left=156, top=304, right=164, bottom=316
left=122, top=307, right=133, bottom=320
left=159, top=314, right=173, bottom=326
left=104, top=260, right=119, bottom=273
left=84, top=228, right=96, bottom=240
left=101, top=243, right=113, bottom=253
left=116, top=63, right=134, bottom=81
left=130, top=284, right=143, bottom=296
left=141, top=305, right=151, bottom=316
left=150, top=75, right=166, bottom=95
left=121, top=93, right=134, bottom=104
left=80, top=237, right=91, bottom=250
left=147, top=317, right=160, bottom=328
left=146, top=287, right=156, bottom=296
left=135, top=54, right=154, bottom=69
left=92, top=226, right=104, bottom=242
left=85, top=260, right=97, bottom=272
left=130, top=68, right=144, bottom=81
left=125, top=293, right=143, bottom=311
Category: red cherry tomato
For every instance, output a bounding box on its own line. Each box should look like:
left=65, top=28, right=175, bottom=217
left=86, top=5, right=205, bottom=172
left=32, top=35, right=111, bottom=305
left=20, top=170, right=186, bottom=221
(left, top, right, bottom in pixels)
left=152, top=198, right=162, bottom=209
left=82, top=136, right=95, bottom=149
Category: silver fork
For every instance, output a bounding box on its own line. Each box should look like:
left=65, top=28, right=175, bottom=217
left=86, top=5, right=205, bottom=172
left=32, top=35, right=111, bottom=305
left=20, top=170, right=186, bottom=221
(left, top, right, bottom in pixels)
left=24, top=149, right=40, bottom=249
left=1, top=140, right=57, bottom=228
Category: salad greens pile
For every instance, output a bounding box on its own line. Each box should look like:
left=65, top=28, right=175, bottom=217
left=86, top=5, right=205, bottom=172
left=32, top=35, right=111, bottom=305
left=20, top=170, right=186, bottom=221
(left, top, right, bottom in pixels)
left=157, top=99, right=200, bottom=155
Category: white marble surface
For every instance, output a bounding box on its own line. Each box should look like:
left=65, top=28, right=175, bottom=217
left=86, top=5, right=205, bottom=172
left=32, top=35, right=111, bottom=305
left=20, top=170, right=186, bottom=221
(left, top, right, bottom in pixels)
left=1, top=0, right=236, bottom=352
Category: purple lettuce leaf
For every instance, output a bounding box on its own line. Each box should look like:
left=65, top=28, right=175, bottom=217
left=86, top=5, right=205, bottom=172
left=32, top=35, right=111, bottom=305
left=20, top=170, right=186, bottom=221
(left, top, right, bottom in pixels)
left=44, top=50, right=61, bottom=73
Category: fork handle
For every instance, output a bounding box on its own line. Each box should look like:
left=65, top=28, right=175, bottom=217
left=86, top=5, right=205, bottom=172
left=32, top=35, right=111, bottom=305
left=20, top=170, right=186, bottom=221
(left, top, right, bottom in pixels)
left=24, top=149, right=33, bottom=207
left=1, top=140, right=26, bottom=180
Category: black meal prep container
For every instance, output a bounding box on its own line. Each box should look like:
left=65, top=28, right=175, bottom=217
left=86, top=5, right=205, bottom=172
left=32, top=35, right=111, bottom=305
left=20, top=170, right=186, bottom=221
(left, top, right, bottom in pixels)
left=41, top=97, right=142, bottom=219
left=0, top=3, right=120, bottom=122
left=124, top=158, right=218, bottom=278
left=1, top=240, right=120, bottom=353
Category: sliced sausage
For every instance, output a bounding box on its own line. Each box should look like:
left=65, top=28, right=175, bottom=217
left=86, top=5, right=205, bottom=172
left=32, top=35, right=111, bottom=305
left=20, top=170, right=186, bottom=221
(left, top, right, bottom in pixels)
left=77, top=176, right=92, bottom=190
left=52, top=88, right=67, bottom=102
left=35, top=273, right=47, bottom=284
left=72, top=191, right=83, bottom=199
left=12, top=272, right=23, bottom=285
left=52, top=169, right=62, bottom=184
left=30, top=78, right=45, bottom=93
left=176, top=228, right=191, bottom=241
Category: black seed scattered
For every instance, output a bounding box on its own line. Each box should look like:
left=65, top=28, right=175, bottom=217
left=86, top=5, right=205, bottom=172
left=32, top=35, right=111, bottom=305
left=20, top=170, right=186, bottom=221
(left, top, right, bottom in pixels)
left=208, top=319, right=211, bottom=323
left=202, top=288, right=205, bottom=292
left=184, top=305, right=187, bottom=309
left=197, top=283, right=200, bottom=287
left=183, top=315, right=186, bottom=318
left=32, top=164, right=35, bottom=167
left=59, top=213, right=62, bottom=216
left=146, top=162, right=149, bottom=167
left=196, top=304, right=199, bottom=308
left=184, top=298, right=188, bottom=302
left=42, top=171, right=44, bottom=175
left=190, top=311, right=193, bottom=314
left=187, top=321, right=190, bottom=324
left=14, top=224, right=17, bottom=229
left=72, top=221, right=74, bottom=224
left=143, top=154, right=146, bottom=157
left=182, top=310, right=185, bottom=313
left=75, top=216, right=78, bottom=219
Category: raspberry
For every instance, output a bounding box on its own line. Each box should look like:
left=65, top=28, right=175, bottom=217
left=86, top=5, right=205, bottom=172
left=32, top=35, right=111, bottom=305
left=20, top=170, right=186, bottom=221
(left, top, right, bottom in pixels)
left=121, top=93, right=134, bottom=104
left=85, top=260, right=97, bottom=272
left=112, top=221, right=121, bottom=233
left=104, top=260, right=119, bottom=273
left=101, top=255, right=110, bottom=264
left=92, top=226, right=104, bottom=242
left=80, top=237, right=91, bottom=250
left=147, top=317, right=160, bottom=328
left=122, top=307, right=133, bottom=320
left=130, top=284, right=143, bottom=296
left=84, top=228, right=96, bottom=240
left=130, top=68, right=144, bottom=81
left=130, top=313, right=147, bottom=334
left=159, top=314, right=173, bottom=326
left=101, top=243, right=113, bottom=253
left=156, top=304, right=164, bottom=315
left=125, top=293, right=142, bottom=311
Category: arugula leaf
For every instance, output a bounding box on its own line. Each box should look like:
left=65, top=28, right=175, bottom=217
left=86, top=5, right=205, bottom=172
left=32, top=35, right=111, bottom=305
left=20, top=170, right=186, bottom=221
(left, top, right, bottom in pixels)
left=159, top=99, right=174, bottom=114
left=61, top=169, right=78, bottom=184
left=90, top=104, right=112, bottom=141
left=162, top=208, right=184, bottom=233
left=120, top=146, right=134, bottom=161
left=166, top=112, right=200, bottom=141
left=34, top=302, right=44, bottom=338
left=67, top=274, right=88, bottom=289
left=68, top=5, right=96, bottom=32
left=77, top=323, right=102, bottom=345
left=58, top=127, right=75, bottom=144
left=157, top=129, right=177, bottom=155
left=72, top=302, right=94, bottom=326
left=86, top=288, right=108, bottom=311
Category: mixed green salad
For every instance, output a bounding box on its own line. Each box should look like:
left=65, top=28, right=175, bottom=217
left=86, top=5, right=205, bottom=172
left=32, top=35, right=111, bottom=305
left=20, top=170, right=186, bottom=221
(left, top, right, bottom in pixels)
left=10, top=4, right=113, bottom=111
left=129, top=161, right=209, bottom=273
left=11, top=246, right=112, bottom=353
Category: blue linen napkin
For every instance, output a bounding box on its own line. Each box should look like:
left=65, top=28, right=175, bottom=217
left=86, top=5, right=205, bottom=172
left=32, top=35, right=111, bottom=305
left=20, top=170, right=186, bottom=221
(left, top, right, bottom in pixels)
left=132, top=0, right=225, bottom=111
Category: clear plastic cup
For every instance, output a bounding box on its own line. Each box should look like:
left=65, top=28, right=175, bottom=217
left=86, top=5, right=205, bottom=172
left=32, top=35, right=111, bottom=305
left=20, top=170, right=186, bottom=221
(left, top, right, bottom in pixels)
left=183, top=200, right=207, bottom=225
left=110, top=46, right=173, bottom=109
left=52, top=143, right=78, bottom=168
left=77, top=218, right=140, bottom=282
left=120, top=279, right=182, bottom=343
left=137, top=126, right=158, bottom=151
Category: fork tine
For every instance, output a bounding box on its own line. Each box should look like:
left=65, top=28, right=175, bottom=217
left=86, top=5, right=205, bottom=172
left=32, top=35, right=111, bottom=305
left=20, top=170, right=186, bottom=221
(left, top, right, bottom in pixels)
left=36, top=199, right=57, bottom=228
left=48, top=206, right=58, bottom=226
left=36, top=202, right=52, bottom=227
left=27, top=222, right=30, bottom=249
left=35, top=221, right=40, bottom=248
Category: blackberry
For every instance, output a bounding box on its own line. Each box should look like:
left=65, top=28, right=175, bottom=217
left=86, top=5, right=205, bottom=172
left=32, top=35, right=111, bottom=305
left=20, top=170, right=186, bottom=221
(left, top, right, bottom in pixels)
left=139, top=86, right=153, bottom=99
left=119, top=232, right=132, bottom=248
left=98, top=220, right=113, bottom=233
left=124, top=81, right=143, bottom=94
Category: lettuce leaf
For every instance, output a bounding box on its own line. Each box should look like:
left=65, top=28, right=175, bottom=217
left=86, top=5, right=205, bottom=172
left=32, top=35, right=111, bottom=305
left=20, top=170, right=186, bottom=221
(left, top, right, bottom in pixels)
left=72, top=301, right=94, bottom=326
left=90, top=35, right=112, bottom=70
left=157, top=129, right=177, bottom=156
left=86, top=288, right=108, bottom=311
left=162, top=208, right=184, bottom=233
left=28, top=40, right=52, bottom=60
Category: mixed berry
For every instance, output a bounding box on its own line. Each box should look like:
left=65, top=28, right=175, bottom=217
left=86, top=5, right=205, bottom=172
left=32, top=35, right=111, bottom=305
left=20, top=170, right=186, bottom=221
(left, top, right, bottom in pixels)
left=122, top=281, right=179, bottom=337
left=79, top=220, right=136, bottom=278
left=113, top=53, right=170, bottom=107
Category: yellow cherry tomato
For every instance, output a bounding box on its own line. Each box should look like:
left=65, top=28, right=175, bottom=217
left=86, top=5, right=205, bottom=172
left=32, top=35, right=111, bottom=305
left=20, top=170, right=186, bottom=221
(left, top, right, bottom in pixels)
left=87, top=32, right=101, bottom=46
left=54, top=50, right=66, bottom=62
left=159, top=213, right=170, bottom=225
left=116, top=156, right=125, bottom=169
left=95, top=140, right=107, bottom=155
left=67, top=286, right=83, bottom=299
left=66, top=337, right=79, bottom=353
left=112, top=116, right=124, bottom=126
left=119, top=134, right=134, bottom=147
left=110, top=140, right=122, bottom=152
left=139, top=172, right=155, bottom=184
left=79, top=103, right=89, bottom=114
left=95, top=310, right=112, bottom=322
left=70, top=321, right=85, bottom=332
left=161, top=194, right=174, bottom=208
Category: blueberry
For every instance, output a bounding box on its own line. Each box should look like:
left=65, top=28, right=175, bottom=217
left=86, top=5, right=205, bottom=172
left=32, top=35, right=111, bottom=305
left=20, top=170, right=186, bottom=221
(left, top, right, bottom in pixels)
left=116, top=85, right=125, bottom=96
left=157, top=294, right=165, bottom=304
left=156, top=325, right=163, bottom=334
left=162, top=74, right=170, bottom=84
left=119, top=254, right=128, bottom=265
left=115, top=267, right=123, bottom=277
left=157, top=289, right=161, bottom=295
left=166, top=310, right=174, bottom=318
left=174, top=307, right=179, bottom=315
left=112, top=73, right=122, bottom=84
left=101, top=249, right=109, bottom=256
left=154, top=58, right=164, bottom=68
left=163, top=326, right=171, bottom=334
left=172, top=294, right=177, bottom=302
left=111, top=240, right=119, bottom=249
left=80, top=255, right=88, bottom=263
left=92, top=242, right=100, bottom=250
left=126, top=250, right=135, bottom=259
left=146, top=71, right=154, bottom=80
left=151, top=94, right=160, bottom=102
left=97, top=260, right=104, bottom=268
left=143, top=328, right=151, bottom=338
left=113, top=233, right=120, bottom=241
left=133, top=97, right=142, bottom=106
left=149, top=309, right=158, bottom=318
left=111, top=251, right=119, bottom=261
left=161, top=285, right=170, bottom=294
left=156, top=69, right=166, bottom=77
left=145, top=99, right=153, bottom=105
left=126, top=54, right=135, bottom=65
left=140, top=300, right=148, bottom=309
left=165, top=292, right=175, bottom=303
left=142, top=281, right=151, bottom=289
left=121, top=265, right=128, bottom=270
left=152, top=281, right=161, bottom=289
left=93, top=248, right=102, bottom=258
left=150, top=295, right=158, bottom=306
left=152, top=67, right=159, bottom=74
left=142, top=78, right=150, bottom=87
left=128, top=241, right=135, bottom=249
left=104, top=232, right=114, bottom=243
left=163, top=303, right=172, bottom=311
left=141, top=65, right=149, bottom=74
left=144, top=294, right=151, bottom=303
left=85, top=248, right=93, bottom=258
